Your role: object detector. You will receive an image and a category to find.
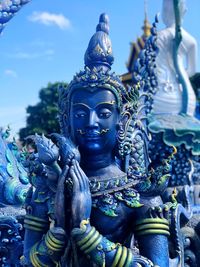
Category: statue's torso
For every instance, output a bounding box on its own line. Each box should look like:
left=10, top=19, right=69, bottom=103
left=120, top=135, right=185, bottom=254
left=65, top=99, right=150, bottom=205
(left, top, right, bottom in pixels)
left=88, top=173, right=141, bottom=243
left=91, top=198, right=135, bottom=243
left=153, top=27, right=196, bottom=116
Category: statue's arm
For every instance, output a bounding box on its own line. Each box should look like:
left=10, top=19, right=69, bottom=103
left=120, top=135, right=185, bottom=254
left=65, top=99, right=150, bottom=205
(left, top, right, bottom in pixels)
left=134, top=195, right=170, bottom=267
left=23, top=187, right=67, bottom=267
left=21, top=142, right=71, bottom=267
left=71, top=220, right=154, bottom=267
left=182, top=28, right=198, bottom=77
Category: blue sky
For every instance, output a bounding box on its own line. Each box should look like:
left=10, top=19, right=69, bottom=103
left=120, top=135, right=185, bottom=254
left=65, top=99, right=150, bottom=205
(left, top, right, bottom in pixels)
left=0, top=0, right=200, bottom=137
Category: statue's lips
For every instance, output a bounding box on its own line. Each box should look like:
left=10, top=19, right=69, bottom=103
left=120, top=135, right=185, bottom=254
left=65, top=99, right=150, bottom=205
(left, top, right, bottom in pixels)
left=83, top=130, right=101, bottom=140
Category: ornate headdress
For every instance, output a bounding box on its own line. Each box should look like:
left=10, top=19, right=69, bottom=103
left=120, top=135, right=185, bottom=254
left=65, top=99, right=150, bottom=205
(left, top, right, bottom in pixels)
left=58, top=13, right=127, bottom=137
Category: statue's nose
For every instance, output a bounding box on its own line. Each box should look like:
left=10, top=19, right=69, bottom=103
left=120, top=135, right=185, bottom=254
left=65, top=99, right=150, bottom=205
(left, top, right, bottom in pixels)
left=87, top=110, right=98, bottom=128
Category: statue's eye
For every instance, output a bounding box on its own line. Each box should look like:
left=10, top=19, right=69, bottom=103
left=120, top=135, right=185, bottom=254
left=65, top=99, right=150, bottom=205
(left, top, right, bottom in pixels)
left=98, top=108, right=112, bottom=119
left=74, top=110, right=87, bottom=118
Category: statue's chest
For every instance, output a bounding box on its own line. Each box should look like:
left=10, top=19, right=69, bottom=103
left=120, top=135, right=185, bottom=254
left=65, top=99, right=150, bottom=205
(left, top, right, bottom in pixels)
left=91, top=186, right=142, bottom=218
left=90, top=191, right=141, bottom=242
left=89, top=177, right=143, bottom=240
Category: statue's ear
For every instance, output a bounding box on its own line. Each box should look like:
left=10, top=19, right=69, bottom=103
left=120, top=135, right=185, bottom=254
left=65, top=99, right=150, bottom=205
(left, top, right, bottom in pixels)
left=117, top=111, right=132, bottom=137
left=117, top=111, right=133, bottom=167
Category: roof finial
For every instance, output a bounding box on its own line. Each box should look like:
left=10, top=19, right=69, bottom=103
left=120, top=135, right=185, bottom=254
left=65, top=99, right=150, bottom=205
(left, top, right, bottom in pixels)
left=144, top=0, right=148, bottom=20
left=142, top=0, right=151, bottom=37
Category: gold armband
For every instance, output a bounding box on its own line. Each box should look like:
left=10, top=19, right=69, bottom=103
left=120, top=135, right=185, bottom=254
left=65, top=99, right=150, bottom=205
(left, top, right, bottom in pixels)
left=111, top=245, right=133, bottom=267
left=134, top=218, right=170, bottom=236
left=30, top=243, right=49, bottom=267
left=44, top=230, right=65, bottom=251
left=72, top=221, right=152, bottom=267
left=74, top=226, right=102, bottom=254
left=30, top=228, right=65, bottom=267
left=24, top=214, right=49, bottom=232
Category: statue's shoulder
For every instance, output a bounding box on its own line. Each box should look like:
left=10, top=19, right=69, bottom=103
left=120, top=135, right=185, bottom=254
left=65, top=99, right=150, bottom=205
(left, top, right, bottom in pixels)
left=181, top=28, right=198, bottom=47
left=157, top=27, right=174, bottom=46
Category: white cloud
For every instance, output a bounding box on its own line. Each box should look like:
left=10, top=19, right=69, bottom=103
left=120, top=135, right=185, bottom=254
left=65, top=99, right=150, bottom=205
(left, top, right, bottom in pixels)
left=30, top=39, right=53, bottom=48
left=7, top=49, right=55, bottom=59
left=4, top=69, right=18, bottom=78
left=14, top=52, right=35, bottom=59
left=28, top=11, right=71, bottom=30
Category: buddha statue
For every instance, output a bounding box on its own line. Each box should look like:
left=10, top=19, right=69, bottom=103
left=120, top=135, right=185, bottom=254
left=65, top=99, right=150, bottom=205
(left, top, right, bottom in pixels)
left=22, top=13, right=173, bottom=267
left=152, top=0, right=197, bottom=116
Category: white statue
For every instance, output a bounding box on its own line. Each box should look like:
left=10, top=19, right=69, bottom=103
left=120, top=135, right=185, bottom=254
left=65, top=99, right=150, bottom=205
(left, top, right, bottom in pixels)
left=152, top=0, right=197, bottom=116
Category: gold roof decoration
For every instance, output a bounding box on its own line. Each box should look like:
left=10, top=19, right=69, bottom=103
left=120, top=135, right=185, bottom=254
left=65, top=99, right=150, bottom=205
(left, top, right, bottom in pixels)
left=121, top=0, right=151, bottom=85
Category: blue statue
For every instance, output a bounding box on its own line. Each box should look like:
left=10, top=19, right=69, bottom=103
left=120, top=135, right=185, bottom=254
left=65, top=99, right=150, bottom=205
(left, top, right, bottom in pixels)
left=22, top=13, right=180, bottom=267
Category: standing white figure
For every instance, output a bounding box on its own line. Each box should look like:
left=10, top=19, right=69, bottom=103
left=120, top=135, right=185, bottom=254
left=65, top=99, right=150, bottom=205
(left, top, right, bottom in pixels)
left=152, top=0, right=197, bottom=116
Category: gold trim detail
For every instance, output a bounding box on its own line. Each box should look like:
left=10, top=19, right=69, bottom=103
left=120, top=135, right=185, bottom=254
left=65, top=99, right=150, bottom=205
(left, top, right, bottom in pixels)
left=45, top=231, right=65, bottom=251
left=24, top=225, right=46, bottom=232
left=135, top=218, right=169, bottom=226
left=30, top=244, right=49, bottom=267
left=136, top=229, right=170, bottom=236
left=77, top=227, right=96, bottom=246
left=25, top=214, right=49, bottom=224
left=111, top=245, right=122, bottom=267
left=124, top=249, right=133, bottom=267
left=118, top=246, right=128, bottom=266
left=135, top=223, right=169, bottom=232
left=80, top=231, right=100, bottom=251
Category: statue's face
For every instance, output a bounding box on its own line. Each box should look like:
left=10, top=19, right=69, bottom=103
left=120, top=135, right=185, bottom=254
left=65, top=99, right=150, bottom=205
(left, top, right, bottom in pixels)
left=70, top=88, right=119, bottom=155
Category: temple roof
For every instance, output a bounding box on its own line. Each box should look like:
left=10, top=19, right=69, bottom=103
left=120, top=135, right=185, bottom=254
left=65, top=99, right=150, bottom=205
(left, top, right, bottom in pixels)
left=121, top=3, right=151, bottom=85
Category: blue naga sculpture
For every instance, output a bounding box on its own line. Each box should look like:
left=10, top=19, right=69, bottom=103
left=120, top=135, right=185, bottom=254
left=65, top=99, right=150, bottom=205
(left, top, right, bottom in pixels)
left=21, top=13, right=187, bottom=267
left=0, top=128, right=29, bottom=266
left=0, top=1, right=31, bottom=265
left=0, top=127, right=29, bottom=206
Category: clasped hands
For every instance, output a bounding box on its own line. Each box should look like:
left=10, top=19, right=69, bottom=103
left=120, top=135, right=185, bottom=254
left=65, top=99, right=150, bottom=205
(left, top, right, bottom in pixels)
left=54, top=158, right=92, bottom=230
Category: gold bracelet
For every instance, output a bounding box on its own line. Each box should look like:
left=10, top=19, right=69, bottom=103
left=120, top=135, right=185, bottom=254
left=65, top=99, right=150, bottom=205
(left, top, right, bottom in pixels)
left=135, top=223, right=169, bottom=232
left=118, top=246, right=128, bottom=266
left=134, top=218, right=170, bottom=236
left=80, top=230, right=100, bottom=251
left=45, top=231, right=65, bottom=251
left=30, top=243, right=49, bottom=267
left=24, top=215, right=49, bottom=232
left=48, top=230, right=65, bottom=246
left=25, top=214, right=49, bottom=224
left=111, top=245, right=122, bottom=267
left=77, top=227, right=96, bottom=246
left=124, top=249, right=133, bottom=267
left=135, top=218, right=169, bottom=226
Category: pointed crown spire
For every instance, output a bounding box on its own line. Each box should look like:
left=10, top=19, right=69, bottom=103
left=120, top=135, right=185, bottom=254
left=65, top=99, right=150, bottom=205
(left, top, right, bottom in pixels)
left=84, top=13, right=114, bottom=71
